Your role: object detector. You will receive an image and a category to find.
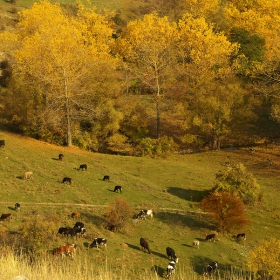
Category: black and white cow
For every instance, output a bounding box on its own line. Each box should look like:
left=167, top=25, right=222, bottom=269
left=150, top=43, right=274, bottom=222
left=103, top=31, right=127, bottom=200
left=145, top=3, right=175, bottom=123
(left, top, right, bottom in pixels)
left=137, top=209, right=154, bottom=219
left=73, top=222, right=84, bottom=229
left=14, top=203, right=20, bottom=211
left=166, top=247, right=178, bottom=263
left=90, top=238, right=107, bottom=249
left=79, top=164, right=87, bottom=171
left=62, top=177, right=72, bottom=184
left=205, top=234, right=216, bottom=242
left=140, top=237, right=151, bottom=254
left=75, top=227, right=86, bottom=237
left=166, top=261, right=176, bottom=278
left=114, top=186, right=122, bottom=193
left=103, top=175, right=110, bottom=181
left=0, top=140, right=5, bottom=148
left=236, top=233, right=246, bottom=241
left=204, top=261, right=218, bottom=277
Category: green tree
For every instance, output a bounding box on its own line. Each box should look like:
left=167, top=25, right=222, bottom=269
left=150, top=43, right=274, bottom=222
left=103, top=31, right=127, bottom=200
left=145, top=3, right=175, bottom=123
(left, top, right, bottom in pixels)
left=212, top=163, right=261, bottom=205
left=201, top=191, right=249, bottom=233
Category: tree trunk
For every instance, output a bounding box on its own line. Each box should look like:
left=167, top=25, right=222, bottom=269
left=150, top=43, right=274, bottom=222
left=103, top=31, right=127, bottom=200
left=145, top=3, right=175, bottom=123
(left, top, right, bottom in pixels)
left=210, top=131, right=220, bottom=150
left=156, top=96, right=160, bottom=139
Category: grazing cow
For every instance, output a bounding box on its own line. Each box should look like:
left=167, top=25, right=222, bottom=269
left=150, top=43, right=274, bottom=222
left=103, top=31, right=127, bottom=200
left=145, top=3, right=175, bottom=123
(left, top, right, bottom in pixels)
left=75, top=227, right=86, bottom=237
left=166, top=247, right=178, bottom=263
left=166, top=260, right=176, bottom=278
left=0, top=140, right=5, bottom=148
left=57, top=227, right=78, bottom=237
left=22, top=171, right=33, bottom=180
left=71, top=212, right=80, bottom=219
left=249, top=148, right=255, bottom=153
left=62, top=177, right=72, bottom=184
left=78, top=164, right=87, bottom=171
left=0, top=213, right=12, bottom=221
left=73, top=222, right=84, bottom=229
left=14, top=203, right=20, bottom=211
left=140, top=237, right=151, bottom=254
left=267, top=159, right=273, bottom=165
left=90, top=238, right=107, bottom=249
left=137, top=209, right=154, bottom=219
left=204, top=261, right=218, bottom=277
left=103, top=175, right=110, bottom=181
left=58, top=153, right=64, bottom=160
left=55, top=244, right=77, bottom=258
left=236, top=233, right=246, bottom=241
left=192, top=240, right=200, bottom=249
left=114, top=185, right=122, bottom=193
left=11, top=276, right=28, bottom=280
left=205, top=234, right=216, bottom=242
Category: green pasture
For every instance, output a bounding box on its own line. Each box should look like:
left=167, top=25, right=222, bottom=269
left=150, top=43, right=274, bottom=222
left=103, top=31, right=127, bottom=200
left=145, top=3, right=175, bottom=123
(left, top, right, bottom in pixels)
left=0, top=131, right=280, bottom=278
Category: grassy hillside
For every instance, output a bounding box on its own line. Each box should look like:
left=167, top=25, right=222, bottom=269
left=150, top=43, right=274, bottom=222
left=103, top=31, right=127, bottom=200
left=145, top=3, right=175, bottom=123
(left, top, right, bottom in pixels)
left=0, top=131, right=280, bottom=279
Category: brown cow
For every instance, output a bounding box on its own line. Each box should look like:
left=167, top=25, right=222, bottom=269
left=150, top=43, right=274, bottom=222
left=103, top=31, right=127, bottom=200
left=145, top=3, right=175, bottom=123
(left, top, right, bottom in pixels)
left=55, top=244, right=77, bottom=258
left=0, top=214, right=12, bottom=221
left=71, top=212, right=80, bottom=219
left=22, top=171, right=33, bottom=180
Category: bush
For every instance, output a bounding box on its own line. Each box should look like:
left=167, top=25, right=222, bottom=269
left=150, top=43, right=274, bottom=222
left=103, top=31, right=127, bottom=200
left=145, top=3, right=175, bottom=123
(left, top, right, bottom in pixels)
left=201, top=191, right=249, bottom=233
left=212, top=163, right=261, bottom=205
left=138, top=136, right=177, bottom=157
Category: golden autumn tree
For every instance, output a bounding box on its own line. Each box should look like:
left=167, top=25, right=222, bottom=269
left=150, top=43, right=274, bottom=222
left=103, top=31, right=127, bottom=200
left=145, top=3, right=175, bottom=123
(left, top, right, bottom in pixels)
left=0, top=1, right=120, bottom=146
left=117, top=13, right=177, bottom=139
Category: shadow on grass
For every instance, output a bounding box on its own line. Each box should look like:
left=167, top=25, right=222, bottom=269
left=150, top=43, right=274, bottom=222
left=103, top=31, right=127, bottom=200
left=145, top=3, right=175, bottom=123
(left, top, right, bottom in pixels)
left=152, top=265, right=165, bottom=278
left=167, top=187, right=209, bottom=202
left=156, top=211, right=211, bottom=230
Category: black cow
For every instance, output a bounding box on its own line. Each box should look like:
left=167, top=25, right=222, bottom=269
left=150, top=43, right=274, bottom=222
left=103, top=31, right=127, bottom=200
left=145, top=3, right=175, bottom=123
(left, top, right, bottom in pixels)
left=14, top=203, right=20, bottom=211
left=205, top=234, right=216, bottom=242
left=140, top=237, right=151, bottom=254
left=90, top=238, right=107, bottom=249
left=0, top=213, right=12, bottom=221
left=166, top=247, right=178, bottom=263
left=0, top=140, right=5, bottom=148
left=204, top=261, right=218, bottom=277
left=166, top=260, right=176, bottom=278
left=103, top=175, right=110, bottom=181
left=57, top=227, right=77, bottom=237
left=62, top=177, right=72, bottom=184
left=58, top=153, right=64, bottom=160
left=114, top=186, right=122, bottom=193
left=73, top=222, right=84, bottom=229
left=78, top=164, right=87, bottom=171
left=236, top=233, right=246, bottom=241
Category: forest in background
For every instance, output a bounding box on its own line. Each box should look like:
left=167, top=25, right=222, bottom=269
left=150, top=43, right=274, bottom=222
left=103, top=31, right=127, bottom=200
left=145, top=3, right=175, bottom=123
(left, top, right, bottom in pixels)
left=1, top=0, right=280, bottom=155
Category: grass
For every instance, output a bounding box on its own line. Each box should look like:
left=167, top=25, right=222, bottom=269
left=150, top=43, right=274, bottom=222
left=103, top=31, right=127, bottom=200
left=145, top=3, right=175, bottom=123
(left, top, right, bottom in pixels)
left=0, top=131, right=280, bottom=279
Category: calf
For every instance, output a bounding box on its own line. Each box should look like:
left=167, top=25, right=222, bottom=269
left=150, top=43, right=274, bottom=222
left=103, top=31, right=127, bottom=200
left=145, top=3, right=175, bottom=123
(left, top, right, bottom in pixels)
left=205, top=234, right=216, bottom=242
left=62, top=177, right=72, bottom=184
left=103, top=175, right=110, bottom=181
left=58, top=153, right=64, bottom=160
left=166, top=260, right=176, bottom=278
left=14, top=203, right=20, bottom=212
left=140, top=237, right=151, bottom=254
left=0, top=140, right=5, bottom=148
left=236, top=233, right=246, bottom=241
left=137, top=209, right=153, bottom=219
left=0, top=213, right=12, bottom=221
left=166, top=247, right=178, bottom=263
left=71, top=212, right=80, bottom=219
left=73, top=222, right=84, bottom=229
left=78, top=164, right=87, bottom=171
left=192, top=240, right=200, bottom=249
left=204, top=261, right=218, bottom=277
left=90, top=238, right=107, bottom=249
left=22, top=171, right=33, bottom=180
left=114, top=185, right=122, bottom=193
left=55, top=244, right=77, bottom=258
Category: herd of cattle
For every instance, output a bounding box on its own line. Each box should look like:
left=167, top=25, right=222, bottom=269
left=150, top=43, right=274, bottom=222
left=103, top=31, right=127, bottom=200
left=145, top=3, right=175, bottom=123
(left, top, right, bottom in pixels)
left=0, top=143, right=248, bottom=278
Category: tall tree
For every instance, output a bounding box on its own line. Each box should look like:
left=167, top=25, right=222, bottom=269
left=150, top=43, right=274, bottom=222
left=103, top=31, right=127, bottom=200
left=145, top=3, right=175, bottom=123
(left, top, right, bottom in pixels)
left=0, top=1, right=119, bottom=146
left=117, top=13, right=177, bottom=139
